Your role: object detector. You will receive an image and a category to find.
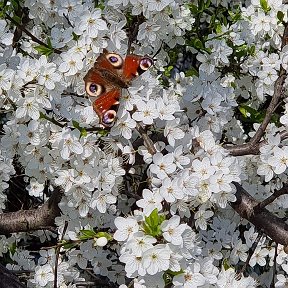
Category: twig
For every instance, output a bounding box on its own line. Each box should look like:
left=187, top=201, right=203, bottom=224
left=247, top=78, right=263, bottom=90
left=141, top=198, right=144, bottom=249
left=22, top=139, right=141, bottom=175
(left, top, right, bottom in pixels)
left=270, top=243, right=278, bottom=288
left=136, top=123, right=156, bottom=155
left=127, top=15, right=145, bottom=54
left=224, top=71, right=286, bottom=156
left=5, top=13, right=62, bottom=54
left=63, top=13, right=75, bottom=28
left=40, top=112, right=65, bottom=128
left=11, top=6, right=30, bottom=49
left=41, top=239, right=82, bottom=250
left=238, top=231, right=263, bottom=275
left=84, top=269, right=118, bottom=287
left=54, top=221, right=68, bottom=288
left=255, top=185, right=288, bottom=211
left=224, top=23, right=288, bottom=156
left=278, top=130, right=288, bottom=142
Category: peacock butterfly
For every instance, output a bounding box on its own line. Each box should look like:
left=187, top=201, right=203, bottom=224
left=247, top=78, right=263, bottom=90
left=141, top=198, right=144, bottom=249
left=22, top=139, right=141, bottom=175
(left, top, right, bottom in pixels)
left=84, top=49, right=154, bottom=127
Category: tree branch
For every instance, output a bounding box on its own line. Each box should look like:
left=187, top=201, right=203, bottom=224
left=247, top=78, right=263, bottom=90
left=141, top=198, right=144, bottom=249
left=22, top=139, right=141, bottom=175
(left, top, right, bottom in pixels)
left=224, top=23, right=288, bottom=156
left=230, top=182, right=288, bottom=246
left=5, top=13, right=62, bottom=54
left=136, top=123, right=157, bottom=155
left=255, top=184, right=288, bottom=211
left=238, top=232, right=263, bottom=275
left=0, top=187, right=63, bottom=234
left=0, top=263, right=26, bottom=288
left=270, top=243, right=278, bottom=288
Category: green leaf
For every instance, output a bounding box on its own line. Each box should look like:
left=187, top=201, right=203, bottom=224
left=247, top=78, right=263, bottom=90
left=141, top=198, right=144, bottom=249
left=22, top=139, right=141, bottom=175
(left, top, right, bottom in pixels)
left=39, top=111, right=45, bottom=119
left=204, top=0, right=211, bottom=9
left=62, top=242, right=78, bottom=250
left=9, top=242, right=17, bottom=256
left=97, top=129, right=109, bottom=136
left=198, top=0, right=205, bottom=12
left=163, top=269, right=184, bottom=285
left=142, top=222, right=153, bottom=235
left=72, top=32, right=80, bottom=41
left=72, top=120, right=88, bottom=137
left=277, top=11, right=284, bottom=23
left=238, top=105, right=267, bottom=123
left=228, top=8, right=242, bottom=23
left=187, top=37, right=206, bottom=51
left=47, top=37, right=53, bottom=48
left=260, top=0, right=271, bottom=13
left=94, top=0, right=105, bottom=10
left=233, top=43, right=256, bottom=60
left=34, top=45, right=53, bottom=56
left=248, top=45, right=256, bottom=56
left=188, top=4, right=198, bottom=15
left=164, top=65, right=174, bottom=77
left=193, top=38, right=204, bottom=50
left=239, top=106, right=248, bottom=118
left=80, top=128, right=87, bottom=137
left=215, top=22, right=222, bottom=34
left=95, top=232, right=113, bottom=241
left=72, top=120, right=81, bottom=129
left=80, top=229, right=97, bottom=240
left=11, top=0, right=20, bottom=11
left=167, top=269, right=184, bottom=276
left=185, top=67, right=199, bottom=77
left=222, top=258, right=230, bottom=270
left=12, top=14, right=21, bottom=24
left=143, top=209, right=165, bottom=237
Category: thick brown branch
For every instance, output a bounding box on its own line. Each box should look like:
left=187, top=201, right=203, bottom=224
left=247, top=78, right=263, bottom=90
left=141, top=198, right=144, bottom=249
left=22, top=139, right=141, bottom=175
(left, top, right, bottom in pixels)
left=230, top=182, right=288, bottom=246
left=0, top=188, right=63, bottom=234
left=0, top=263, right=26, bottom=288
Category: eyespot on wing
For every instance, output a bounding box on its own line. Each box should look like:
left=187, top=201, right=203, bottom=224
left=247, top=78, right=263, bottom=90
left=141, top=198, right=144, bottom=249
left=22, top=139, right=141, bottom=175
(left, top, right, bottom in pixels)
left=139, top=57, right=154, bottom=72
left=85, top=82, right=104, bottom=97
left=102, top=110, right=117, bottom=127
left=105, top=53, right=123, bottom=68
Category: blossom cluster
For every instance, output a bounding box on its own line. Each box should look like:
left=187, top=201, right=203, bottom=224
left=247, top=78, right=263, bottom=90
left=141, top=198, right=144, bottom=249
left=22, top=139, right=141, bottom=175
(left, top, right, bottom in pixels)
left=1, top=0, right=288, bottom=287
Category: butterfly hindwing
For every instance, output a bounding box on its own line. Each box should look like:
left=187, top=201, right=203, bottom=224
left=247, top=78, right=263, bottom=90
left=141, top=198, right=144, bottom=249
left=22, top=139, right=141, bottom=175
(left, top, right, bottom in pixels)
left=92, top=89, right=121, bottom=127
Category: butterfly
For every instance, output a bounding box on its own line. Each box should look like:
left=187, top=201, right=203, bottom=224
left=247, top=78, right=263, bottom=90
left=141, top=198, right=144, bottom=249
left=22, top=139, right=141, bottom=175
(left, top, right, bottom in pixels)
left=84, top=49, right=154, bottom=127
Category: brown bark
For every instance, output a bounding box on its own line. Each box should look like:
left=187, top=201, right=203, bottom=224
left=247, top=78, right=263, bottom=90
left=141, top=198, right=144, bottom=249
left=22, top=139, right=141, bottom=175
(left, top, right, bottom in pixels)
left=0, top=188, right=63, bottom=234
left=231, top=182, right=288, bottom=246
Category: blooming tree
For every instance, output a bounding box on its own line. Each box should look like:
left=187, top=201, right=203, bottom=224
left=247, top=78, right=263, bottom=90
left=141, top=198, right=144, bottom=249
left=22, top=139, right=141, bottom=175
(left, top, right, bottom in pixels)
left=1, top=0, right=288, bottom=287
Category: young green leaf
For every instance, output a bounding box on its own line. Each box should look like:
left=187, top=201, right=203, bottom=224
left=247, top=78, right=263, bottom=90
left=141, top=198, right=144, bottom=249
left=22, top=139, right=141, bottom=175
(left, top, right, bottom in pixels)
left=80, top=229, right=97, bottom=240
left=34, top=45, right=54, bottom=56
left=142, top=209, right=165, bottom=237
left=95, top=232, right=113, bottom=241
left=260, top=0, right=271, bottom=13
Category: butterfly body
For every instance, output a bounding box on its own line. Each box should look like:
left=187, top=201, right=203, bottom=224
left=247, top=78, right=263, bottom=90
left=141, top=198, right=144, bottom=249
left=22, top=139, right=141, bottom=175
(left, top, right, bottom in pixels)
left=84, top=49, right=153, bottom=127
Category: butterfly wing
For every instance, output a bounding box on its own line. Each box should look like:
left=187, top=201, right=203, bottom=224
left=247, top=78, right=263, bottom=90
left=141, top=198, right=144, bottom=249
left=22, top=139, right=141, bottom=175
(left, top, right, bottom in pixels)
left=83, top=50, right=154, bottom=127
left=95, top=50, right=154, bottom=85
left=122, top=54, right=154, bottom=83
left=84, top=66, right=120, bottom=127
